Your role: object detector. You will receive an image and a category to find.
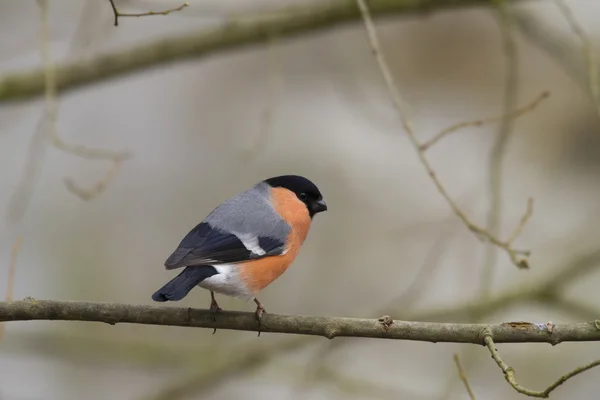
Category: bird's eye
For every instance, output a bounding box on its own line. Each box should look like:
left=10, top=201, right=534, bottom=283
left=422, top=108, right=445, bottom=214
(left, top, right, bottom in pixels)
left=299, top=192, right=307, bottom=201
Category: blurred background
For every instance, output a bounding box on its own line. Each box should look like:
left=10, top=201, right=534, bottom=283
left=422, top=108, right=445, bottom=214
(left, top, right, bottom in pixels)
left=1, top=0, right=600, bottom=399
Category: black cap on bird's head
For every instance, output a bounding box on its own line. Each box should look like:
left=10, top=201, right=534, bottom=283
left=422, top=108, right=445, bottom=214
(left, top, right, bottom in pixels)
left=264, top=175, right=327, bottom=218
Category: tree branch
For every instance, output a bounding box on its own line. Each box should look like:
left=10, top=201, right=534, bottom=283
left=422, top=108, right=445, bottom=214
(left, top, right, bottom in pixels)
left=483, top=329, right=600, bottom=398
left=0, top=0, right=533, bottom=103
left=108, top=0, right=189, bottom=27
left=1, top=299, right=600, bottom=345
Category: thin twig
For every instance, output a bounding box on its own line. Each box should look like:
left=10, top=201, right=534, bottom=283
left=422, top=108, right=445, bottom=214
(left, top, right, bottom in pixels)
left=354, top=0, right=534, bottom=269
left=506, top=197, right=534, bottom=245
left=63, top=158, right=125, bottom=201
left=419, top=91, right=549, bottom=151
left=52, top=136, right=130, bottom=161
left=108, top=0, right=189, bottom=26
left=0, top=237, right=23, bottom=341
left=482, top=330, right=600, bottom=398
left=108, top=0, right=119, bottom=26
left=554, top=0, right=600, bottom=118
left=453, top=353, right=476, bottom=400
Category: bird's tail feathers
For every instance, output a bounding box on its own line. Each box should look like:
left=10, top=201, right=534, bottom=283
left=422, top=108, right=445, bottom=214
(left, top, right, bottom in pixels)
left=152, top=265, right=217, bottom=302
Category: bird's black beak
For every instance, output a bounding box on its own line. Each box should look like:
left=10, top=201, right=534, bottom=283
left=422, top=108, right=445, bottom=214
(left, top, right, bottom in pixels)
left=311, top=199, right=327, bottom=214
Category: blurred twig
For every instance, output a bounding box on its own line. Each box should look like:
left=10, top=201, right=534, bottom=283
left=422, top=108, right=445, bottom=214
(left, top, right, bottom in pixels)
left=483, top=330, right=600, bottom=398
left=418, top=92, right=549, bottom=151
left=63, top=157, right=126, bottom=201
left=37, top=0, right=130, bottom=200
left=0, top=237, right=22, bottom=341
left=108, top=0, right=189, bottom=26
left=0, top=0, right=532, bottom=103
left=355, top=0, right=535, bottom=269
left=512, top=9, right=587, bottom=89
left=6, top=0, right=130, bottom=223
left=453, top=354, right=476, bottom=400
left=554, top=0, right=600, bottom=118
left=481, top=3, right=520, bottom=298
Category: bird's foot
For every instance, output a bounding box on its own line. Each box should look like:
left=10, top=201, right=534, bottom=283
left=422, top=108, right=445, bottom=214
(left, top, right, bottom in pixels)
left=209, top=302, right=222, bottom=319
left=210, top=292, right=223, bottom=334
left=254, top=298, right=266, bottom=337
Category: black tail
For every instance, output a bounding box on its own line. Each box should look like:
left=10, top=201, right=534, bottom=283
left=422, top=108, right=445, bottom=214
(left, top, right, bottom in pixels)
left=152, top=265, right=218, bottom=302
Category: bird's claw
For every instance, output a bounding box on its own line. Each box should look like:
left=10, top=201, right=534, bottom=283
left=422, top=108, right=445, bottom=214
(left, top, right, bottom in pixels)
left=255, top=304, right=266, bottom=337
left=209, top=304, right=222, bottom=320
left=210, top=305, right=222, bottom=335
left=209, top=293, right=222, bottom=334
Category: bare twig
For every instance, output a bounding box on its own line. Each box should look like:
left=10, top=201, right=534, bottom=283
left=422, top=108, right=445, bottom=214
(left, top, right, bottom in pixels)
left=482, top=330, right=600, bottom=398
left=63, top=158, right=126, bottom=201
left=2, top=299, right=600, bottom=345
left=354, top=0, right=534, bottom=269
left=0, top=237, right=23, bottom=341
left=108, top=0, right=189, bottom=26
left=419, top=92, right=549, bottom=151
left=506, top=197, right=534, bottom=245
left=554, top=0, right=600, bottom=117
left=52, top=136, right=130, bottom=161
left=453, top=353, right=476, bottom=400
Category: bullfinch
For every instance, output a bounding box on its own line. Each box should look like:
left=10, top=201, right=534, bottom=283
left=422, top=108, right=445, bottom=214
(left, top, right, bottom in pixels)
left=152, top=175, right=327, bottom=324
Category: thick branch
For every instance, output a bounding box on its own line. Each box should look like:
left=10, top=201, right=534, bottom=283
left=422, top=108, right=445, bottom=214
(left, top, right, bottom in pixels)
left=0, top=0, right=532, bottom=103
left=1, top=299, right=599, bottom=345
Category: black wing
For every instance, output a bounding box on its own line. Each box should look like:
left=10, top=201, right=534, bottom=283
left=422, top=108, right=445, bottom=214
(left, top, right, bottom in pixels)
left=164, top=222, right=286, bottom=269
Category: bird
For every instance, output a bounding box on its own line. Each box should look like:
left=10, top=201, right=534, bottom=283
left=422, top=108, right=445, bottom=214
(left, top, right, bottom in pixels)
left=151, top=175, right=327, bottom=328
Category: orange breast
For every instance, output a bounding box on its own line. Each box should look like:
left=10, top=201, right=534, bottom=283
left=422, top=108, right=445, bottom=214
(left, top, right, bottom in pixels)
left=238, top=187, right=311, bottom=295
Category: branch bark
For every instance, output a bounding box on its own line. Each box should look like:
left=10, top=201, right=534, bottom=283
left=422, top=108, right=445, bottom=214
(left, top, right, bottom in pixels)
left=1, top=299, right=600, bottom=345
left=0, top=0, right=533, bottom=103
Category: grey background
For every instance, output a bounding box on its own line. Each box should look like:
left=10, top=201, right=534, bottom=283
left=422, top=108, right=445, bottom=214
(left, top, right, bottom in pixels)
left=1, top=0, right=600, bottom=399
